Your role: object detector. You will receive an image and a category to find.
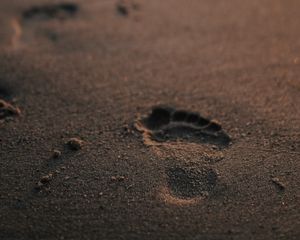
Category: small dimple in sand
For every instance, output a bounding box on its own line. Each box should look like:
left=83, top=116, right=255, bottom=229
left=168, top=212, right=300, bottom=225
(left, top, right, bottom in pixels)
left=52, top=150, right=61, bottom=158
left=35, top=173, right=53, bottom=190
left=66, top=138, right=84, bottom=150
left=116, top=3, right=129, bottom=16
left=116, top=0, right=140, bottom=17
left=271, top=177, right=285, bottom=191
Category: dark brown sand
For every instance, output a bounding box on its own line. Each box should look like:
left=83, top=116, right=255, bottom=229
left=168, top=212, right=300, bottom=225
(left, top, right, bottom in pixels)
left=0, top=0, right=299, bottom=239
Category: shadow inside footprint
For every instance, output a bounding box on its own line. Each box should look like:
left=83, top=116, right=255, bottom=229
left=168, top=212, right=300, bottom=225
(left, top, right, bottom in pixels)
left=166, top=166, right=218, bottom=199
left=22, top=3, right=79, bottom=21
left=137, top=106, right=231, bottom=147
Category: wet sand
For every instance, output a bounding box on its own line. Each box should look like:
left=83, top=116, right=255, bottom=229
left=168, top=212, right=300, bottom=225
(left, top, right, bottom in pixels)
left=0, top=0, right=299, bottom=239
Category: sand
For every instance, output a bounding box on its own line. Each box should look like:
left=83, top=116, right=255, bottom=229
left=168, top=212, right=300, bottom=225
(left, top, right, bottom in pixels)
left=0, top=0, right=299, bottom=239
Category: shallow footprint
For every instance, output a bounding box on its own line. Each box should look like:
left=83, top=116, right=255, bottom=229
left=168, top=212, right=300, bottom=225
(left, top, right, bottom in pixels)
left=11, top=3, right=79, bottom=49
left=135, top=106, right=231, bottom=147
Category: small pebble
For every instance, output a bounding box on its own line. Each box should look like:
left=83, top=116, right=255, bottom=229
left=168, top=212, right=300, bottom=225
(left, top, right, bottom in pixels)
left=40, top=173, right=53, bottom=184
left=111, top=175, right=125, bottom=182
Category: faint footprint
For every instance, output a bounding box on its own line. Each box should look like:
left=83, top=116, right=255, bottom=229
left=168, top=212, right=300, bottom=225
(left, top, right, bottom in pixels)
left=22, top=3, right=79, bottom=21
left=135, top=106, right=231, bottom=148
left=10, top=3, right=79, bottom=49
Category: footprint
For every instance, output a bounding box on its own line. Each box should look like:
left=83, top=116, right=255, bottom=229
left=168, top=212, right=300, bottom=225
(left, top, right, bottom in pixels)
left=135, top=106, right=231, bottom=148
left=22, top=3, right=79, bottom=21
left=166, top=166, right=218, bottom=199
left=10, top=3, right=79, bottom=49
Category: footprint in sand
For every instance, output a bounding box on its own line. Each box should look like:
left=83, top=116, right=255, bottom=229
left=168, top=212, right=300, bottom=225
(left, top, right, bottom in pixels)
left=136, top=106, right=230, bottom=205
left=11, top=2, right=79, bottom=49
left=135, top=105, right=231, bottom=148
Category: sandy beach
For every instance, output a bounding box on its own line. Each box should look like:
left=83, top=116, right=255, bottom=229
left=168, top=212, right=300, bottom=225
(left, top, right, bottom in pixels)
left=0, top=0, right=299, bottom=239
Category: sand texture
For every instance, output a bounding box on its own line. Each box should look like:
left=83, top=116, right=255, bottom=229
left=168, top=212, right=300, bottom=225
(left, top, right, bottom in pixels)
left=0, top=0, right=299, bottom=239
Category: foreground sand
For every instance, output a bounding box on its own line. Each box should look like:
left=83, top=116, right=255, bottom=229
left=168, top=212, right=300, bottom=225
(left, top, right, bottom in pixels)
left=0, top=0, right=299, bottom=239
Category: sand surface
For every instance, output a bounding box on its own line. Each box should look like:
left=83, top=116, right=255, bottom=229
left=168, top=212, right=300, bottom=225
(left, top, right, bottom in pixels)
left=0, top=0, right=299, bottom=239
